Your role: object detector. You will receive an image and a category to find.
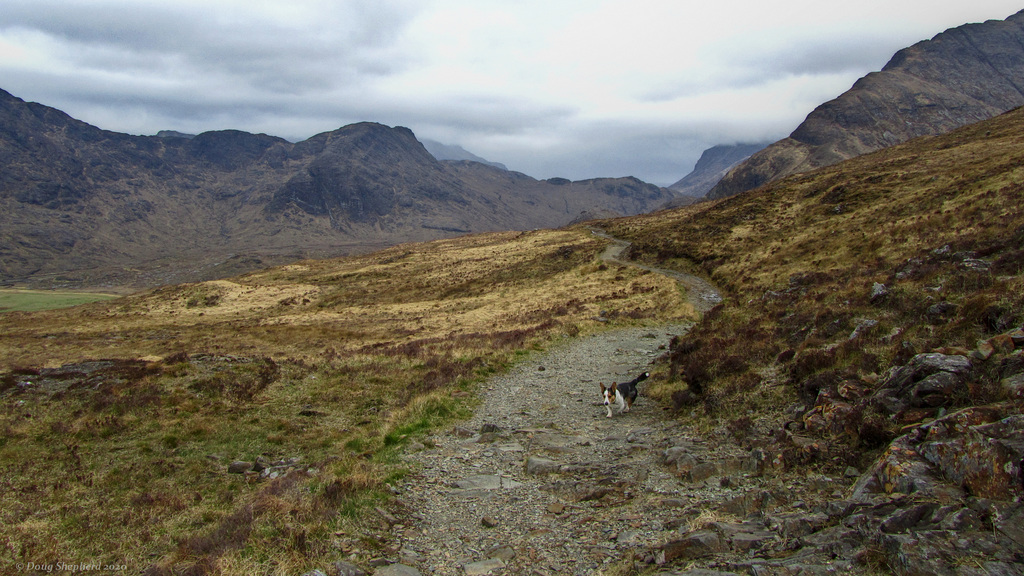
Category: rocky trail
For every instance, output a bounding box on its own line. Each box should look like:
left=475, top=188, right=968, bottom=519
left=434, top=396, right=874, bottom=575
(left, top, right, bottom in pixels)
left=394, top=323, right=701, bottom=575
left=348, top=233, right=1024, bottom=576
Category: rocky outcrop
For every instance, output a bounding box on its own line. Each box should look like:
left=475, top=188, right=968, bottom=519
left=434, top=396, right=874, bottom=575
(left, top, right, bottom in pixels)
left=708, top=9, right=1024, bottom=199
left=854, top=405, right=1024, bottom=501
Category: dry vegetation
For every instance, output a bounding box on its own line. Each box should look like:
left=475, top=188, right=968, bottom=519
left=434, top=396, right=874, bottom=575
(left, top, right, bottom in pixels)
left=603, top=106, right=1024, bottom=460
left=0, top=227, right=693, bottom=574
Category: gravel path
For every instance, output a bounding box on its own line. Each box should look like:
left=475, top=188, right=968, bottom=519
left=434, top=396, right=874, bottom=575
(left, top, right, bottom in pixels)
left=385, top=233, right=726, bottom=575
left=394, top=325, right=694, bottom=575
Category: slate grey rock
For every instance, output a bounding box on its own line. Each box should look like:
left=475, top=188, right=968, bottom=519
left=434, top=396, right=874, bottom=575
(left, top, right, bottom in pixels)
left=525, top=456, right=560, bottom=475
left=870, top=282, right=889, bottom=302
left=486, top=545, right=516, bottom=561
left=453, top=474, right=520, bottom=490
left=372, top=565, right=421, bottom=576
left=662, top=529, right=726, bottom=561
left=227, top=460, right=252, bottom=474
left=334, top=561, right=368, bottom=576
left=462, top=558, right=505, bottom=575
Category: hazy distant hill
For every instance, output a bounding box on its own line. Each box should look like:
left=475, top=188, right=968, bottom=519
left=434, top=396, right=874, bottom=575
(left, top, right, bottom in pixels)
left=709, top=9, right=1024, bottom=199
left=668, top=142, right=767, bottom=197
left=0, top=88, right=676, bottom=289
left=421, top=139, right=508, bottom=170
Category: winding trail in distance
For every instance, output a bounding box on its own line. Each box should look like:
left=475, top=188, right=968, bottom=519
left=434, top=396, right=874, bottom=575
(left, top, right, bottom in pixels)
left=590, top=227, right=722, bottom=314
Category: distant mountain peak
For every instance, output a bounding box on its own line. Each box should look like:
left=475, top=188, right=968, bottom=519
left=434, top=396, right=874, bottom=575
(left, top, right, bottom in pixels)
left=669, top=142, right=769, bottom=197
left=155, top=130, right=196, bottom=139
left=421, top=139, right=507, bottom=170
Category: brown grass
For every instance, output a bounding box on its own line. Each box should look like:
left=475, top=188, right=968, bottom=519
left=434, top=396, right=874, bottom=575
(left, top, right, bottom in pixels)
left=602, top=106, right=1024, bottom=449
left=0, top=227, right=692, bottom=574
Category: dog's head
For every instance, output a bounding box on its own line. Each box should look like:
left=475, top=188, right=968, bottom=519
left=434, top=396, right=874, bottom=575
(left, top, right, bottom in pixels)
left=600, top=382, right=618, bottom=405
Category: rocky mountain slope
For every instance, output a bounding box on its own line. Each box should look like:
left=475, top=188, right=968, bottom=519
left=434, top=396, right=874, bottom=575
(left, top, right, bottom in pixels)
left=668, top=143, right=767, bottom=198
left=0, top=88, right=675, bottom=289
left=708, top=9, right=1024, bottom=199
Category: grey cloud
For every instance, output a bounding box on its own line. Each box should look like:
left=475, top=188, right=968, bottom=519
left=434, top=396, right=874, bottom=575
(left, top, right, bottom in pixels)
left=482, top=119, right=787, bottom=187
left=736, top=34, right=898, bottom=78
left=643, top=31, right=900, bottom=102
left=1, top=0, right=420, bottom=93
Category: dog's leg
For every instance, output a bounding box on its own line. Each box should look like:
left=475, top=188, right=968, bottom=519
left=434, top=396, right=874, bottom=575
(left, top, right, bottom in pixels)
left=614, top=385, right=626, bottom=415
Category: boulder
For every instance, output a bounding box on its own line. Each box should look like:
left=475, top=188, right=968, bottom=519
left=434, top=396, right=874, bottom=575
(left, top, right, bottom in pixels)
left=909, top=371, right=962, bottom=407
left=453, top=475, right=520, bottom=490
left=334, top=562, right=368, bottom=576
left=870, top=282, right=889, bottom=302
left=227, top=460, right=252, bottom=474
left=871, top=353, right=973, bottom=414
left=662, top=529, right=726, bottom=562
left=462, top=558, right=504, bottom=575
left=989, top=334, right=1016, bottom=354
left=372, top=565, right=421, bottom=576
left=884, top=353, right=972, bottom=391
left=1001, top=373, right=1024, bottom=400
left=525, top=456, right=560, bottom=475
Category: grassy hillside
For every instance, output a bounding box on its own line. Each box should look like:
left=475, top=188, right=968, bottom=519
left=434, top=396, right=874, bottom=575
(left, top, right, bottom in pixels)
left=0, top=228, right=693, bottom=574
left=603, top=105, right=1024, bottom=454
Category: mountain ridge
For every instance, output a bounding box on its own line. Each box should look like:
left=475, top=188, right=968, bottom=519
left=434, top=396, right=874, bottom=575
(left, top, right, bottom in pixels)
left=0, top=88, right=676, bottom=289
left=708, top=8, right=1024, bottom=199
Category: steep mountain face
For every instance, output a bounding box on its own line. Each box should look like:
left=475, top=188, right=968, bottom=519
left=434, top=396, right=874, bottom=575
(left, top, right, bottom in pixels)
left=668, top=142, right=767, bottom=197
left=708, top=9, right=1024, bottom=199
left=266, top=123, right=468, bottom=226
left=0, top=89, right=677, bottom=289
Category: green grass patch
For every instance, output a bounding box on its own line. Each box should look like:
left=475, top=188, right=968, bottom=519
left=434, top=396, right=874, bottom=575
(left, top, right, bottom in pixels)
left=0, top=289, right=119, bottom=312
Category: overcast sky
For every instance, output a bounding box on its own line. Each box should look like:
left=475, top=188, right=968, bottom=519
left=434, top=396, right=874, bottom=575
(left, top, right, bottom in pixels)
left=1, top=1, right=1021, bottom=185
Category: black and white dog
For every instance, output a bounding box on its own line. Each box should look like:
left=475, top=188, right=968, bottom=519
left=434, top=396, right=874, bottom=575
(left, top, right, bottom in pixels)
left=600, top=371, right=649, bottom=418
